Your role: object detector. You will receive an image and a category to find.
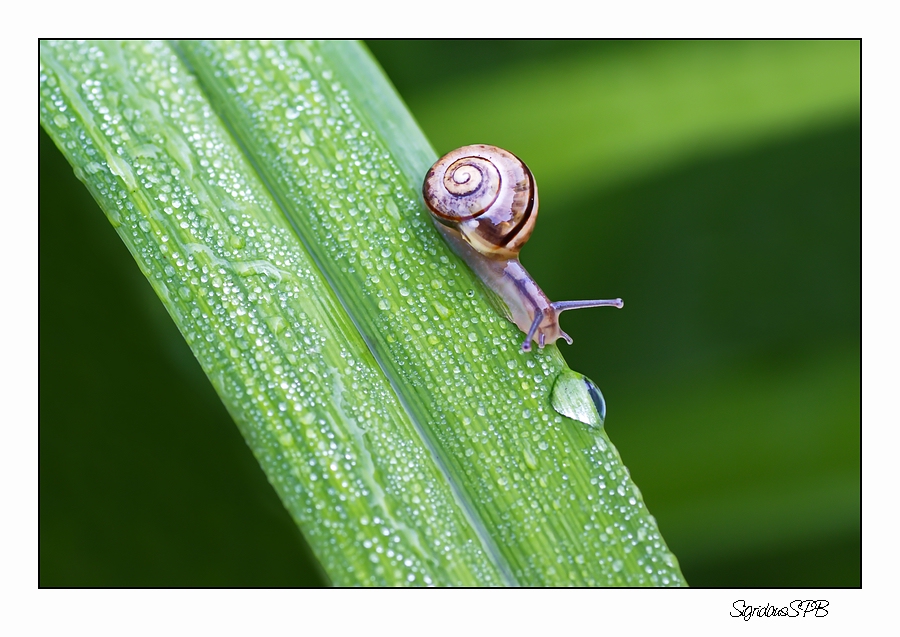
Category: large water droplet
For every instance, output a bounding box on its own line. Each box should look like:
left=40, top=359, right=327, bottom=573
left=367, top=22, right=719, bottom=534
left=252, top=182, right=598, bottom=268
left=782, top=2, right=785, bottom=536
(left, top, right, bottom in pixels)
left=550, top=369, right=607, bottom=428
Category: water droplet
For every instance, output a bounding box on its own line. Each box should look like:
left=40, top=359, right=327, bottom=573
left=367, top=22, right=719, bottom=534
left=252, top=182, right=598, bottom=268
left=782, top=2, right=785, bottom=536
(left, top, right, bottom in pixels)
left=103, top=153, right=137, bottom=191
left=385, top=198, right=400, bottom=219
left=522, top=445, right=537, bottom=471
left=432, top=302, right=451, bottom=318
left=549, top=369, right=606, bottom=428
left=267, top=316, right=286, bottom=334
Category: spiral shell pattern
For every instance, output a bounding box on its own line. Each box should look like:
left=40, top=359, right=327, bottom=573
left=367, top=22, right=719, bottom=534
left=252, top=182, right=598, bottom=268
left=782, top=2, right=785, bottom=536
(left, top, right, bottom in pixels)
left=423, top=144, right=538, bottom=260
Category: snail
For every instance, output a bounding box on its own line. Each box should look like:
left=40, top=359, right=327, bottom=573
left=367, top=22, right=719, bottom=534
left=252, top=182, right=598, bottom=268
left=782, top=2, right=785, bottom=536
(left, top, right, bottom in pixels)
left=423, top=144, right=623, bottom=352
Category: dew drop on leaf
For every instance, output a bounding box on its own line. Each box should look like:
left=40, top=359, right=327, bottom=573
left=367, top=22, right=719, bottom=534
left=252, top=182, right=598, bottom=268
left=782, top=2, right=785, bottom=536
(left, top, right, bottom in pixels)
left=550, top=369, right=607, bottom=428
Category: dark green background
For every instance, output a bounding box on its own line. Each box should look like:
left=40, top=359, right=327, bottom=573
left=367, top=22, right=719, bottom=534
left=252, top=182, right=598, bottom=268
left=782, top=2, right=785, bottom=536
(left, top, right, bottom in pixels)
left=40, top=40, right=860, bottom=587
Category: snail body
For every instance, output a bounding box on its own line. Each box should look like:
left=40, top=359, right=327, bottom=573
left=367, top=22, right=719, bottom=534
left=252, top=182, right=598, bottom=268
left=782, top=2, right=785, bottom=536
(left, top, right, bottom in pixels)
left=423, top=144, right=623, bottom=352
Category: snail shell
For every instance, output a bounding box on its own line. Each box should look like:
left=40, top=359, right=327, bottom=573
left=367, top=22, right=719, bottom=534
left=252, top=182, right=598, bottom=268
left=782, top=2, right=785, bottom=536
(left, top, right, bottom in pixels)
left=423, top=144, right=622, bottom=351
left=423, top=145, right=537, bottom=261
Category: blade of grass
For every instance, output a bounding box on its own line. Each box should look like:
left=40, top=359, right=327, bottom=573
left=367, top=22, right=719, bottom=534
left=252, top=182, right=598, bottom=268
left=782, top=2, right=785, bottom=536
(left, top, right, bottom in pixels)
left=41, top=39, right=686, bottom=586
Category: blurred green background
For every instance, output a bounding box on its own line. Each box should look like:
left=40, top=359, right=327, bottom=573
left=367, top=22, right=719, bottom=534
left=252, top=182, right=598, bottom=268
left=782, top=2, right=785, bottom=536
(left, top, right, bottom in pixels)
left=40, top=40, right=860, bottom=587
